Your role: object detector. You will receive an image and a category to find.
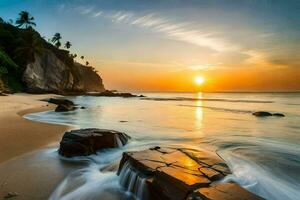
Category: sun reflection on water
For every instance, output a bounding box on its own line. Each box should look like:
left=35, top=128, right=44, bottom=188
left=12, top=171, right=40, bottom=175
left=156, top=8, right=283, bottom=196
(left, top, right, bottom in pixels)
left=195, top=92, right=203, bottom=129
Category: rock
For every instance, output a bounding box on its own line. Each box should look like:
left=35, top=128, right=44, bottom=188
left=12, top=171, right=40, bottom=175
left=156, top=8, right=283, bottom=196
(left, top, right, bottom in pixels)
left=46, top=98, right=76, bottom=112
left=272, top=113, right=285, bottom=117
left=253, top=111, right=285, bottom=117
left=80, top=106, right=86, bottom=109
left=47, top=98, right=76, bottom=112
left=119, top=120, right=128, bottom=123
left=87, top=90, right=145, bottom=98
left=4, top=192, right=18, bottom=199
left=55, top=104, right=75, bottom=112
left=187, top=183, right=264, bottom=200
left=59, top=128, right=131, bottom=157
left=252, top=111, right=272, bottom=117
left=48, top=98, right=74, bottom=106
left=0, top=92, right=8, bottom=96
left=117, top=147, right=263, bottom=200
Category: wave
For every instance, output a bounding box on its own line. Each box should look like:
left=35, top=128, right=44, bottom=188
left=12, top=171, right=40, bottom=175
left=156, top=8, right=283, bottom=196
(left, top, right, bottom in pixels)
left=178, top=104, right=253, bottom=114
left=141, top=97, right=273, bottom=103
left=220, top=151, right=300, bottom=200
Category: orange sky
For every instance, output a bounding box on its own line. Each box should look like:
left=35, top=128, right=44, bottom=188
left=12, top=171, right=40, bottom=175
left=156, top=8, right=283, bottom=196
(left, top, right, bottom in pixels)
left=3, top=1, right=299, bottom=92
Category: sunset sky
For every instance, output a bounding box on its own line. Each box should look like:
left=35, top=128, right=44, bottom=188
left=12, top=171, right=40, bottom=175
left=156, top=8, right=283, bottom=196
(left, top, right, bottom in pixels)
left=1, top=0, right=299, bottom=92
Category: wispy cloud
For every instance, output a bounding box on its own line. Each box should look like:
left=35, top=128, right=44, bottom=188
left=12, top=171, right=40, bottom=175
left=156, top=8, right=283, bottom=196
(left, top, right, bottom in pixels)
left=78, top=7, right=236, bottom=52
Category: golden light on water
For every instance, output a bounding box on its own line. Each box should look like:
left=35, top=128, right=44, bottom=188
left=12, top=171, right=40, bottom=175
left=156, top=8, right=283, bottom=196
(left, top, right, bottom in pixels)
left=195, top=76, right=205, bottom=85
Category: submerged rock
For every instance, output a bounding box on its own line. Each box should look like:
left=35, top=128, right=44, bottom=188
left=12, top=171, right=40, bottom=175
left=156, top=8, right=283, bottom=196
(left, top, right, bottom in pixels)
left=252, top=111, right=272, bottom=117
left=59, top=128, right=130, bottom=157
left=117, top=147, right=264, bottom=200
left=272, top=113, right=285, bottom=117
left=87, top=90, right=145, bottom=98
left=253, top=111, right=285, bottom=117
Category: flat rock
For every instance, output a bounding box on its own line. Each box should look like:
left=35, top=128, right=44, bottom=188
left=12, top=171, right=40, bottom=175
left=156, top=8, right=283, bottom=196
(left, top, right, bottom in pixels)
left=117, top=147, right=264, bottom=200
left=187, top=183, right=264, bottom=200
left=59, top=128, right=130, bottom=157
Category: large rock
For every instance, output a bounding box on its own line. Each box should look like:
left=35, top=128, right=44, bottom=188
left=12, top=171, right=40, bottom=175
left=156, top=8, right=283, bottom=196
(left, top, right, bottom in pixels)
left=59, top=129, right=131, bottom=157
left=117, top=147, right=264, bottom=200
left=46, top=98, right=76, bottom=112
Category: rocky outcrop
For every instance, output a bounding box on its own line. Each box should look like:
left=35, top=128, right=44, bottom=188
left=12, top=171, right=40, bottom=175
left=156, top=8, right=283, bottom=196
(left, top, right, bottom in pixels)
left=118, top=147, right=263, bottom=200
left=23, top=52, right=105, bottom=94
left=59, top=129, right=131, bottom=157
left=46, top=98, right=76, bottom=112
left=253, top=111, right=285, bottom=117
left=86, top=90, right=145, bottom=98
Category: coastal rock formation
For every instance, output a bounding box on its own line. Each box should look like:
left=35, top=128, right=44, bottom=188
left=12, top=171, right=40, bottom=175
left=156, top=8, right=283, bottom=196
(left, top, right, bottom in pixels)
left=118, top=147, right=264, bottom=200
left=87, top=90, right=146, bottom=98
left=46, top=98, right=76, bottom=112
left=253, top=111, right=285, bottom=117
left=59, top=128, right=131, bottom=157
left=23, top=52, right=105, bottom=94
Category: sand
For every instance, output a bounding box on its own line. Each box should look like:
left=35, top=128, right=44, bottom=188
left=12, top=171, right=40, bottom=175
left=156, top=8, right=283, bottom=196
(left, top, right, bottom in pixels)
left=0, top=93, right=69, bottom=163
left=0, top=93, right=81, bottom=199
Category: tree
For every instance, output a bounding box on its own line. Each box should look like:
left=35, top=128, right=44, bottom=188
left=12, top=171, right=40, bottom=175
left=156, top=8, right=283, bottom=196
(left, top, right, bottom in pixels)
left=15, top=11, right=36, bottom=28
left=80, top=56, right=84, bottom=60
left=0, top=17, right=4, bottom=23
left=64, top=41, right=71, bottom=49
left=51, top=33, right=62, bottom=48
left=86, top=61, right=89, bottom=66
left=73, top=54, right=77, bottom=58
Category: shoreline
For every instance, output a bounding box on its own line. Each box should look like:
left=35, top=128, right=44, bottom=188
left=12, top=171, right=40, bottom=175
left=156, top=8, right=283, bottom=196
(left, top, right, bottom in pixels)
left=0, top=93, right=70, bottom=164
left=0, top=93, right=79, bottom=199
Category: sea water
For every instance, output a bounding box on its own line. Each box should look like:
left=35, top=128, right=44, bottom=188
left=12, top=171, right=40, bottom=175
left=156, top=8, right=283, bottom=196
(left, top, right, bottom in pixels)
left=25, top=92, right=300, bottom=200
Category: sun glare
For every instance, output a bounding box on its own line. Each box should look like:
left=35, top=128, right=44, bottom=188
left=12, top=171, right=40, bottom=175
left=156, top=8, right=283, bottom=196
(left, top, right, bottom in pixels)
left=195, top=76, right=205, bottom=85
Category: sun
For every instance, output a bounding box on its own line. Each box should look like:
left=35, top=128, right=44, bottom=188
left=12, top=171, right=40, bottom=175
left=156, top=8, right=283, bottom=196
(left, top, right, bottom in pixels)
left=195, top=76, right=205, bottom=85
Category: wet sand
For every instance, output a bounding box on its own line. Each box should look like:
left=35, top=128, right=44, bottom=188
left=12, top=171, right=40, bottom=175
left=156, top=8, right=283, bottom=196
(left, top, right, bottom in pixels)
left=0, top=93, right=77, bottom=199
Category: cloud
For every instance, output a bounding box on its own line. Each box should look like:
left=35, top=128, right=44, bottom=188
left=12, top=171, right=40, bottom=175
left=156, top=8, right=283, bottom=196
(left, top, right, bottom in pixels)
left=78, top=7, right=237, bottom=52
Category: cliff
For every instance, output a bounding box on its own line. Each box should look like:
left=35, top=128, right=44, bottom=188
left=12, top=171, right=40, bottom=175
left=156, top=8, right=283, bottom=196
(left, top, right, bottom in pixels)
left=0, top=22, right=105, bottom=94
left=23, top=52, right=105, bottom=94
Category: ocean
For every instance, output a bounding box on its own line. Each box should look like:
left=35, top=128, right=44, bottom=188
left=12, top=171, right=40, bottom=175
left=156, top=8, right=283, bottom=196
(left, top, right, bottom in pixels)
left=25, top=92, right=300, bottom=200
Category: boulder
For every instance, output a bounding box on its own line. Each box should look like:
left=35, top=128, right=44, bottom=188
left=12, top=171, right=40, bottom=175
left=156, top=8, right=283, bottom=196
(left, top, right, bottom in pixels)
left=55, top=104, right=75, bottom=112
left=59, top=128, right=131, bottom=157
left=252, top=111, right=272, bottom=117
left=117, top=147, right=264, bottom=200
left=46, top=98, right=76, bottom=112
left=48, top=98, right=74, bottom=106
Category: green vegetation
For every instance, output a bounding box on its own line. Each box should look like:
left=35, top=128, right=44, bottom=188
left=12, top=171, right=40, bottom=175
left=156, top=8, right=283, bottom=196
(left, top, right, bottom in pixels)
left=52, top=33, right=62, bottom=48
left=64, top=41, right=72, bottom=49
left=0, top=11, right=98, bottom=92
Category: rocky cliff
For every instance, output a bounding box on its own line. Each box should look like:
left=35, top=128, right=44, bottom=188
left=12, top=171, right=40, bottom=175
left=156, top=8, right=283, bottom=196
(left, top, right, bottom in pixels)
left=0, top=22, right=105, bottom=94
left=23, top=52, right=105, bottom=94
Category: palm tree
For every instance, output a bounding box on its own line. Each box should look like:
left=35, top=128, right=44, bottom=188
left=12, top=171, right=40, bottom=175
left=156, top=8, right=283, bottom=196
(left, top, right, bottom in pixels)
left=51, top=33, right=62, bottom=48
left=86, top=61, right=89, bottom=66
left=55, top=40, right=61, bottom=48
left=15, top=11, right=36, bottom=28
left=64, top=41, right=72, bottom=49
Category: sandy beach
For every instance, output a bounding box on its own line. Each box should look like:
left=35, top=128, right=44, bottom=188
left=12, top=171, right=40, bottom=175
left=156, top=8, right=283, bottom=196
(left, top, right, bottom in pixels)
left=0, top=93, right=70, bottom=163
left=0, top=93, right=77, bottom=199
